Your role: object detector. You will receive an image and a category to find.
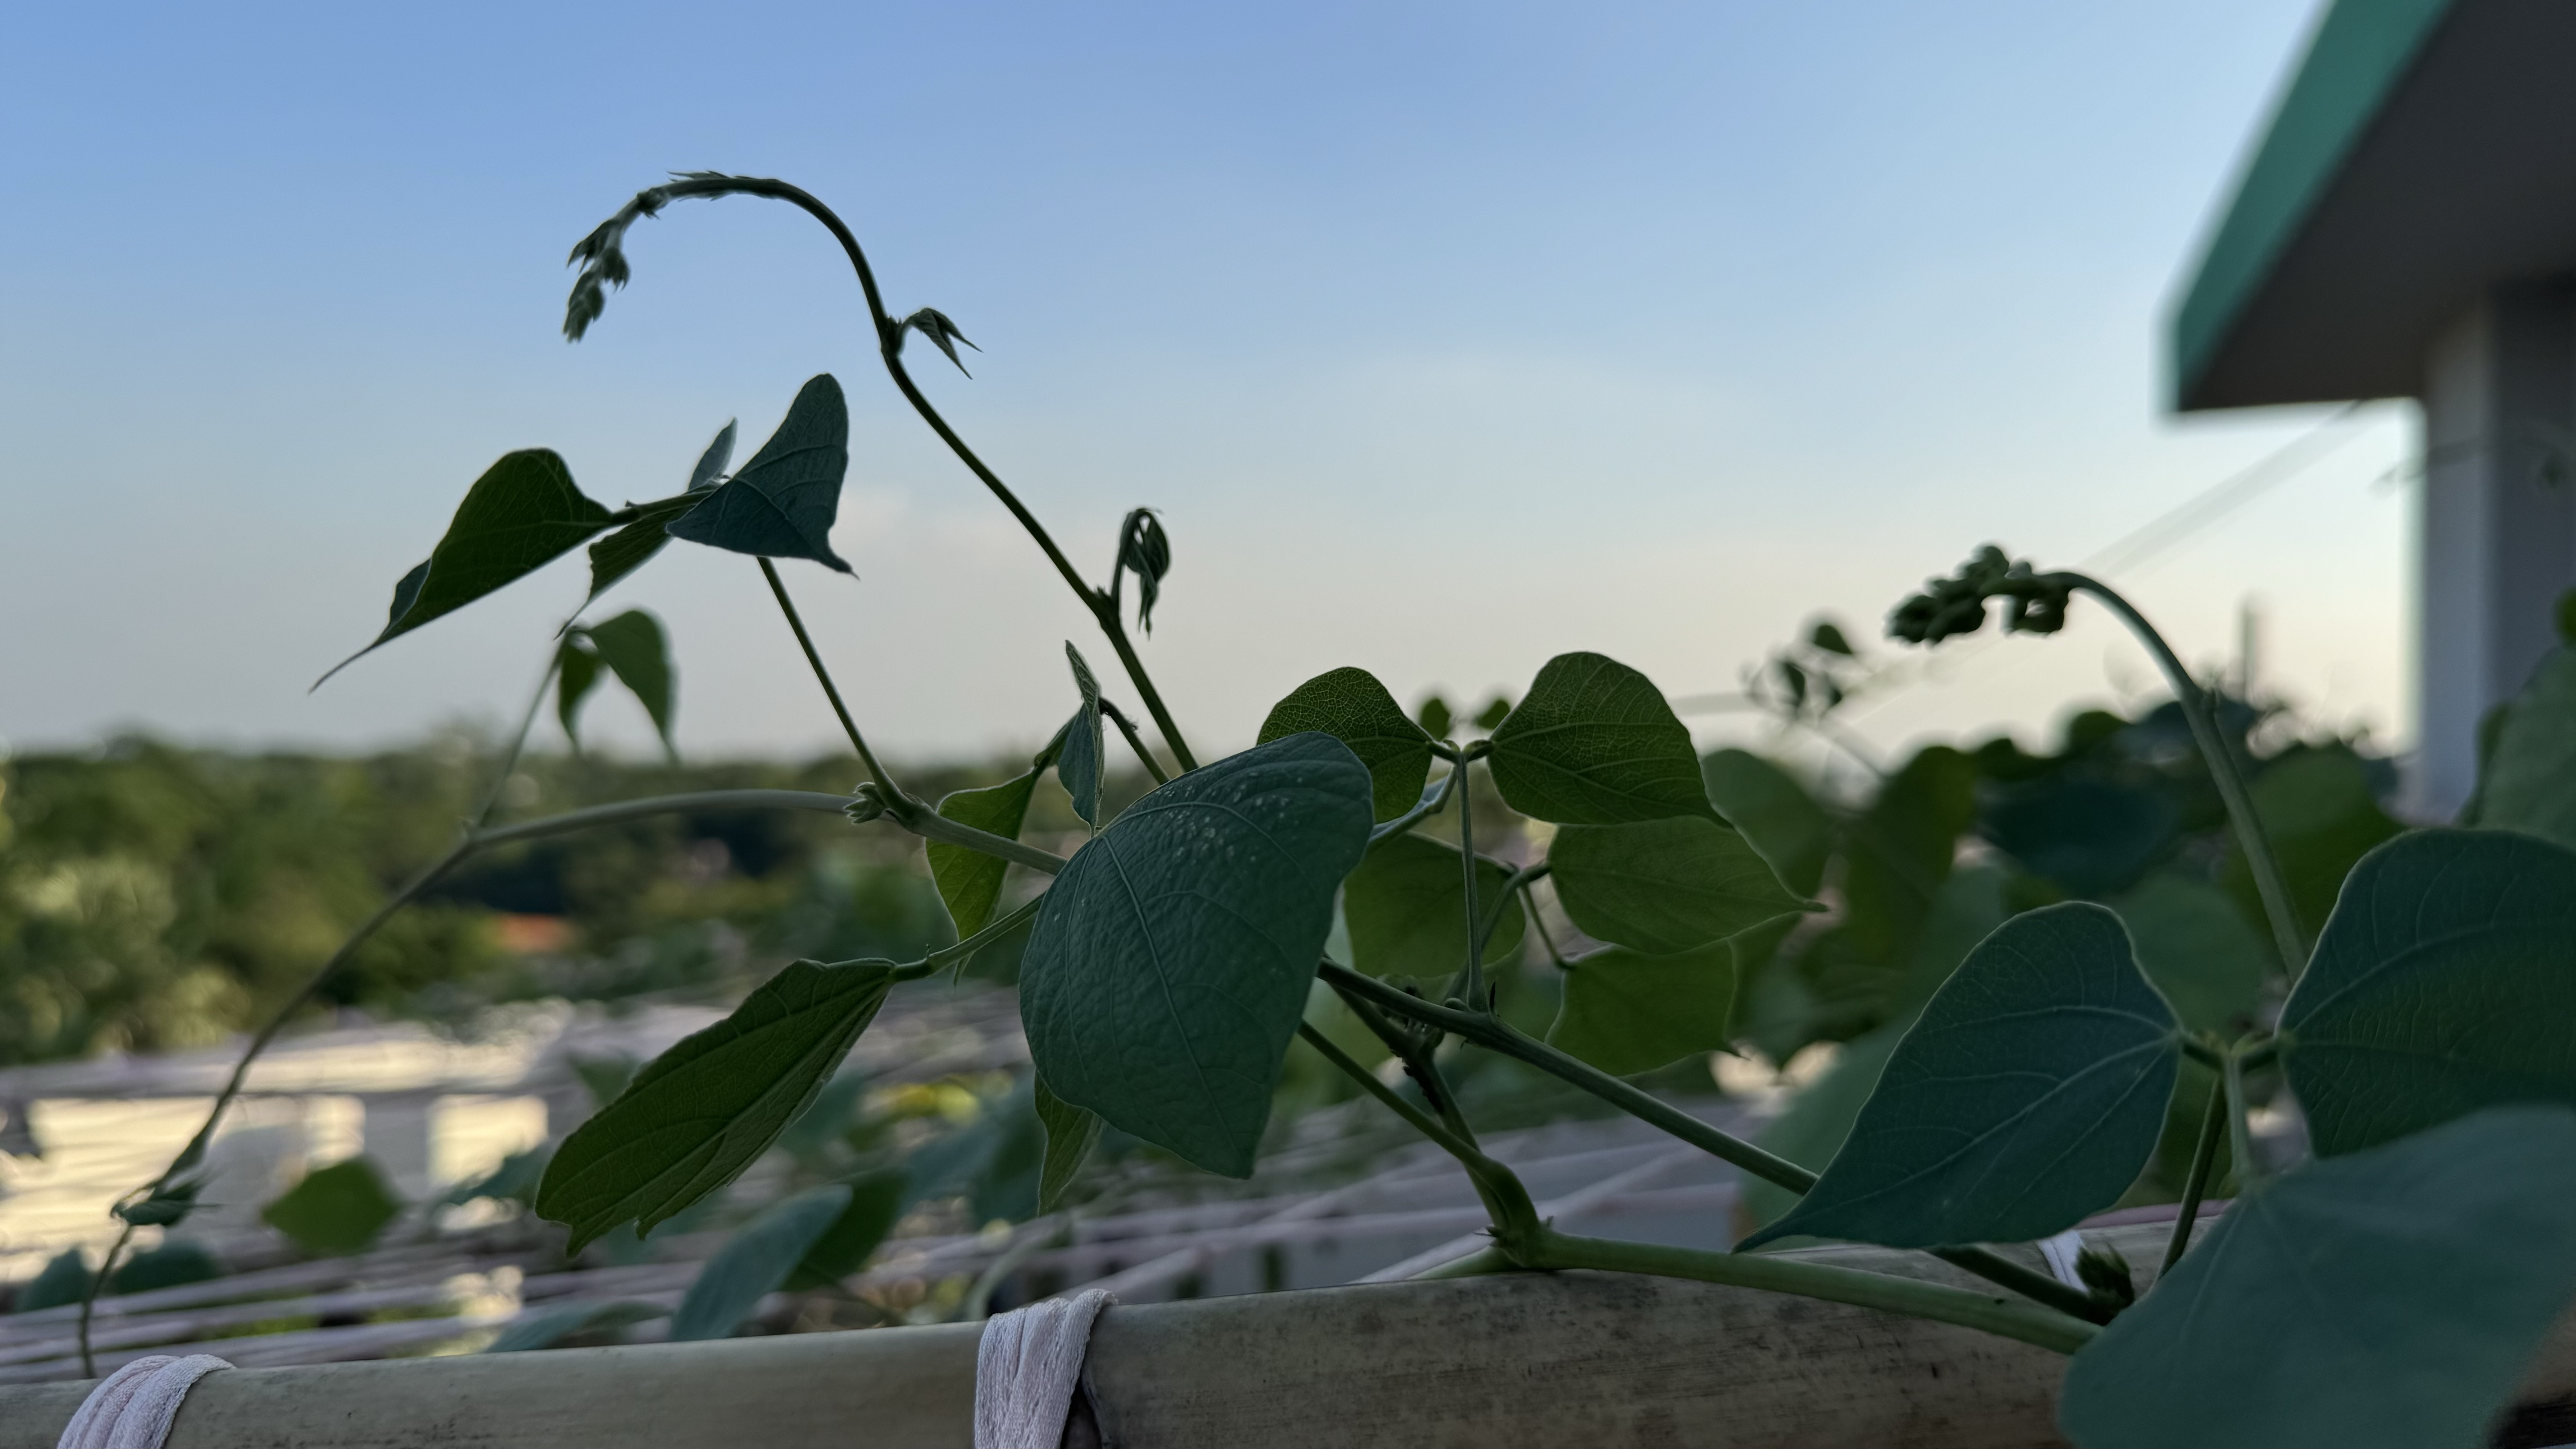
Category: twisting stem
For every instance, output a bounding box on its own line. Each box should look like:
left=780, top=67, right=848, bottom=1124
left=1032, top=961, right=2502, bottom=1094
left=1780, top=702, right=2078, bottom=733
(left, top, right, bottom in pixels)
left=1325, top=976, right=1477, bottom=1148
left=635, top=175, right=1199, bottom=772
left=759, top=558, right=909, bottom=812
left=2161, top=1077, right=2230, bottom=1278
left=2057, top=573, right=2305, bottom=975
left=76, top=1223, right=138, bottom=1377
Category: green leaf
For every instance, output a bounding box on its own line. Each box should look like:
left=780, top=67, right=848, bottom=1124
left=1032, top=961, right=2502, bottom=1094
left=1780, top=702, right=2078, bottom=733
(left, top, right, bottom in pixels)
left=15, top=1249, right=91, bottom=1312
left=1743, top=903, right=2176, bottom=1250
left=262, top=1158, right=403, bottom=1256
left=1020, top=733, right=1375, bottom=1176
left=928, top=768, right=1041, bottom=937
left=777, top=1072, right=872, bottom=1161
left=484, top=1301, right=669, bottom=1353
left=1058, top=644, right=1106, bottom=828
left=2282, top=828, right=2576, bottom=1158
left=2061, top=1106, right=2576, bottom=1449
left=785, top=1170, right=906, bottom=1290
left=324, top=450, right=612, bottom=681
left=577, top=420, right=735, bottom=609
left=2111, top=873, right=2265, bottom=1037
left=1342, top=832, right=1524, bottom=979
left=1472, top=695, right=1513, bottom=732
left=668, top=375, right=853, bottom=572
left=535, top=959, right=896, bottom=1251
left=1486, top=653, right=1713, bottom=824
left=668, top=1184, right=851, bottom=1341
left=1036, top=1077, right=1104, bottom=1212
left=440, top=1145, right=549, bottom=1209
left=2481, top=648, right=2576, bottom=850
left=556, top=635, right=604, bottom=745
left=1545, top=936, right=1736, bottom=1076
left=1701, top=749, right=1833, bottom=896
left=111, top=1241, right=222, bottom=1295
left=579, top=610, right=677, bottom=755
left=1740, top=1022, right=1906, bottom=1235
left=1550, top=816, right=1808, bottom=955
left=2225, top=745, right=2401, bottom=947
left=1415, top=695, right=1454, bottom=740
left=1981, top=778, right=2177, bottom=898
left=1840, top=745, right=1977, bottom=962
left=1258, top=667, right=1434, bottom=824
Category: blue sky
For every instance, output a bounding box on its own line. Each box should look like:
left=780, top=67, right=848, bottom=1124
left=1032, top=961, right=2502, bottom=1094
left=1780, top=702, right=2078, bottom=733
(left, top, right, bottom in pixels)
left=0, top=1, right=2414, bottom=768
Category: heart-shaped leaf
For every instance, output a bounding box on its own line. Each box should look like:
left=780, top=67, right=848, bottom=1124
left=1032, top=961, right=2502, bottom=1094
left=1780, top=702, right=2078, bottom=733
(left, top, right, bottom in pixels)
left=928, top=768, right=1042, bottom=937
left=536, top=959, right=895, bottom=1251
left=1343, top=832, right=1525, bottom=979
left=1259, top=668, right=1434, bottom=823
left=1019, top=733, right=1374, bottom=1176
left=669, top=1184, right=852, bottom=1340
left=785, top=1169, right=906, bottom=1290
left=1487, top=653, right=1713, bottom=824
left=1545, top=936, right=1737, bottom=1076
left=262, top=1158, right=403, bottom=1256
left=323, top=450, right=612, bottom=681
left=668, top=375, right=853, bottom=572
left=1701, top=748, right=1833, bottom=896
left=1743, top=903, right=2177, bottom=1250
left=1550, top=816, right=1808, bottom=955
left=2282, top=828, right=2576, bottom=1158
left=2061, top=1105, right=2576, bottom=1449
left=558, top=610, right=677, bottom=757
left=1035, top=1076, right=1104, bottom=1213
left=2112, top=873, right=2265, bottom=1038
left=2480, top=649, right=2576, bottom=847
left=1058, top=644, right=1106, bottom=828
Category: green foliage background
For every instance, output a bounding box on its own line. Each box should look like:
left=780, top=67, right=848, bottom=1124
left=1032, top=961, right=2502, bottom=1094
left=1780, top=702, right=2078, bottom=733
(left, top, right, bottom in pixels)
left=0, top=734, right=1081, bottom=1066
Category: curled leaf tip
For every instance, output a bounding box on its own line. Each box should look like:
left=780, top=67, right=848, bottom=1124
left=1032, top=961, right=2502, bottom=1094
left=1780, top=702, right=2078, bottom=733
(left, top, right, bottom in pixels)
left=900, top=308, right=980, bottom=376
left=1117, top=508, right=1171, bottom=633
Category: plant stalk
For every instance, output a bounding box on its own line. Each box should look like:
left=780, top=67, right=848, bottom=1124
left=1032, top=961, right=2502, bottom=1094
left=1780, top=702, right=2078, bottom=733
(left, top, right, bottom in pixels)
left=1297, top=1021, right=1536, bottom=1240
left=2161, top=1077, right=2231, bottom=1278
left=1098, top=698, right=1172, bottom=786
left=1520, top=1230, right=2098, bottom=1356
left=2058, top=573, right=2305, bottom=975
left=1317, top=961, right=2112, bottom=1324
left=759, top=558, right=910, bottom=812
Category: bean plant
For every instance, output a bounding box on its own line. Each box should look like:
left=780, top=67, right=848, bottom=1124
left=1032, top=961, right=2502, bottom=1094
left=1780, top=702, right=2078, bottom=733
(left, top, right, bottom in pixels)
left=79, top=175, right=2576, bottom=1448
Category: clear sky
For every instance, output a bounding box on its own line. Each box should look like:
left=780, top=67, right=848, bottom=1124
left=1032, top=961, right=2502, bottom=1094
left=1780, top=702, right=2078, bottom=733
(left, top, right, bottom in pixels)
left=0, top=0, right=2415, bottom=770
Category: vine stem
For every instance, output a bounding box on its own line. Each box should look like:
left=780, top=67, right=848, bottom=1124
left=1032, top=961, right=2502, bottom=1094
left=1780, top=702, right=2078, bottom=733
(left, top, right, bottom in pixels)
left=759, top=558, right=908, bottom=813
left=1299, top=1018, right=2094, bottom=1354
left=2161, top=1075, right=2231, bottom=1277
left=2055, top=572, right=2305, bottom=976
left=70, top=783, right=1049, bottom=1376
left=1317, top=961, right=2112, bottom=1325
left=1517, top=1231, right=2097, bottom=1356
left=642, top=175, right=1198, bottom=772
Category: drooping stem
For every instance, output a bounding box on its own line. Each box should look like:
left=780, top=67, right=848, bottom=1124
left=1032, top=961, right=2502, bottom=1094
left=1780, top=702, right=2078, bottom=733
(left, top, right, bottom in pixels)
left=1317, top=961, right=2111, bottom=1324
left=759, top=559, right=909, bottom=813
left=1520, top=1230, right=2098, bottom=1356
left=632, top=175, right=1199, bottom=772
left=2056, top=573, right=2305, bottom=975
left=2161, top=1078, right=2231, bottom=1278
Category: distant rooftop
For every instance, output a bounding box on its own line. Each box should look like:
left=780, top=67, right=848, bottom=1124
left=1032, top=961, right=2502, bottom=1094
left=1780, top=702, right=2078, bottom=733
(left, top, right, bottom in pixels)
left=2171, top=0, right=2576, bottom=409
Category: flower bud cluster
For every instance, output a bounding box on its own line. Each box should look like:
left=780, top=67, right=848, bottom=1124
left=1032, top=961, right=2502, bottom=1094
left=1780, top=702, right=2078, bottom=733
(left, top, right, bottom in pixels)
left=1888, top=545, right=2075, bottom=646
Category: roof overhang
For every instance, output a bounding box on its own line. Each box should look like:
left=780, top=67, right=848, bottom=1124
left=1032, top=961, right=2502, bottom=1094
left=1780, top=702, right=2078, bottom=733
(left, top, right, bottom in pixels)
left=2171, top=0, right=2576, bottom=411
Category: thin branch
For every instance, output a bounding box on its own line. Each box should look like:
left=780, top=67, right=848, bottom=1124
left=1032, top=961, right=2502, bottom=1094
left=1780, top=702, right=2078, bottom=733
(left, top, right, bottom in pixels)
left=759, top=558, right=908, bottom=812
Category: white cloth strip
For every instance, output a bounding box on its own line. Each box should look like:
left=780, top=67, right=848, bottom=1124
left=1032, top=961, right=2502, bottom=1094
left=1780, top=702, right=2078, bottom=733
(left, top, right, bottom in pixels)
left=2038, top=1230, right=2088, bottom=1289
left=974, top=1289, right=1114, bottom=1449
left=57, top=1352, right=230, bottom=1449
